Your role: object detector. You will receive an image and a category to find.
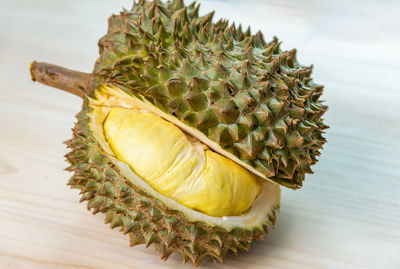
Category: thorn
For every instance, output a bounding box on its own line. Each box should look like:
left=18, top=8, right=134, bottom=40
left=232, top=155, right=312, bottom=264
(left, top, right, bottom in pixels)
left=245, top=25, right=251, bottom=36
left=200, top=11, right=215, bottom=26
left=189, top=3, right=200, bottom=18
left=226, top=37, right=234, bottom=50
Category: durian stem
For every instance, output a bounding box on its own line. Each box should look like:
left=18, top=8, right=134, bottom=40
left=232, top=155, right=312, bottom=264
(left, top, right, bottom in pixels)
left=30, top=61, right=93, bottom=98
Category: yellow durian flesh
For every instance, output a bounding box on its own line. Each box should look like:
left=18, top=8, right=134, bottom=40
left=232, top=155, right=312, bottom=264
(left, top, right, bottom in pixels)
left=103, top=107, right=261, bottom=217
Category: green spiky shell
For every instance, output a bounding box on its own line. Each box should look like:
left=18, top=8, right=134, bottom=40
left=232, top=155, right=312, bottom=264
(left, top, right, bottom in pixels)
left=93, top=0, right=328, bottom=188
left=66, top=101, right=279, bottom=266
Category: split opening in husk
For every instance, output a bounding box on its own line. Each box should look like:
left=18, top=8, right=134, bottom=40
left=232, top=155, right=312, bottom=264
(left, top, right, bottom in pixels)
left=30, top=61, right=279, bottom=218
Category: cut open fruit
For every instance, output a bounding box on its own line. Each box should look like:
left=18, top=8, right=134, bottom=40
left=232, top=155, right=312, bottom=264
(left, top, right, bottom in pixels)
left=63, top=84, right=280, bottom=265
left=86, top=84, right=280, bottom=228
left=92, top=85, right=277, bottom=217
left=29, top=0, right=327, bottom=265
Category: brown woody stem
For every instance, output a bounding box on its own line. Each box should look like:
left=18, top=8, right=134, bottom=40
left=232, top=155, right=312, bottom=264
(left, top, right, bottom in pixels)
left=30, top=61, right=93, bottom=98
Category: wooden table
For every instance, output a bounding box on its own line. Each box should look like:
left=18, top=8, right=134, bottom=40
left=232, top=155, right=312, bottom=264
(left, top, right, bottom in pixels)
left=1, top=0, right=399, bottom=268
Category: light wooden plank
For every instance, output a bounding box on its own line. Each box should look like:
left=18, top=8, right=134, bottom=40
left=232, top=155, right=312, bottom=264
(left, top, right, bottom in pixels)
left=0, top=0, right=399, bottom=268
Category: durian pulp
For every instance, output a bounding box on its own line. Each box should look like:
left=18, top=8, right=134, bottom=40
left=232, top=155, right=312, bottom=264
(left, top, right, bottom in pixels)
left=103, top=107, right=261, bottom=217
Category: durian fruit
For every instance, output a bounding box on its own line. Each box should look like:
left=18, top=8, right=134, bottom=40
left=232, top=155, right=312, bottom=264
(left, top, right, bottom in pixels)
left=30, top=0, right=327, bottom=265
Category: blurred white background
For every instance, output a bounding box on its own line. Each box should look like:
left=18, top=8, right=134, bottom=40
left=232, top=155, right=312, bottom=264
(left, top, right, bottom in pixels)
left=0, top=0, right=399, bottom=268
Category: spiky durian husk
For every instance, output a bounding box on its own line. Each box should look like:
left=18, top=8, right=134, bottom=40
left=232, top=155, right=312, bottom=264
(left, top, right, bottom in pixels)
left=93, top=0, right=328, bottom=189
left=65, top=101, right=278, bottom=266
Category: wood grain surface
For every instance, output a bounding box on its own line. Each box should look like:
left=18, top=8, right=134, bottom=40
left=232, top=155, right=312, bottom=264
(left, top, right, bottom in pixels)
left=0, top=0, right=399, bottom=268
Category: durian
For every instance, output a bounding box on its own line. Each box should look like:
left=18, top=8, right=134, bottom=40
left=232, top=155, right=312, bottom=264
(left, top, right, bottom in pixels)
left=30, top=0, right=327, bottom=265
